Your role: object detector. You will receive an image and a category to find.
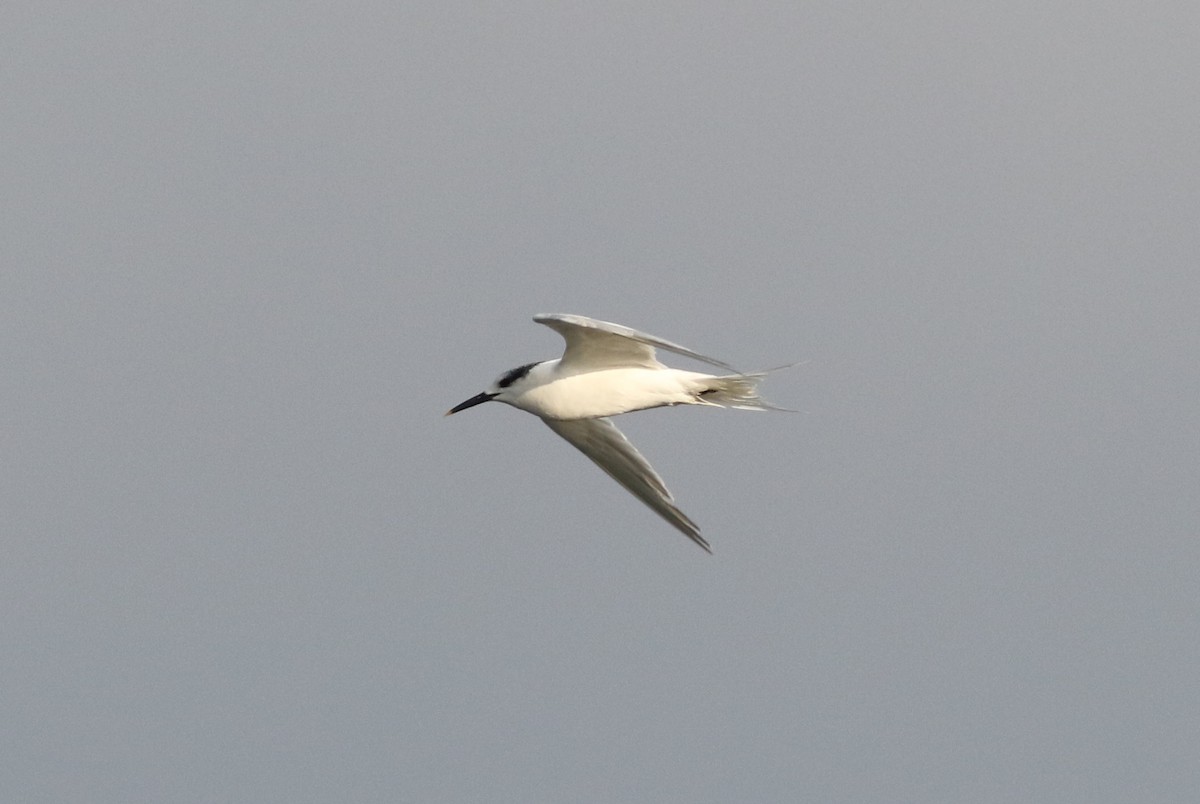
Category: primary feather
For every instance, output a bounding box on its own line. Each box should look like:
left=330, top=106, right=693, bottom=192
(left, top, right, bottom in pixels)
left=542, top=417, right=711, bottom=553
left=534, top=313, right=740, bottom=374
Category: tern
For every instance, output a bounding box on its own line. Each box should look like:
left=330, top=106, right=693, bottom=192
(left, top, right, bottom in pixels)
left=446, top=314, right=785, bottom=553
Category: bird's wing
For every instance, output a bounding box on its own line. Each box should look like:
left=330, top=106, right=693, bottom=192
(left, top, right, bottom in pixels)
left=543, top=417, right=712, bottom=553
left=534, top=314, right=739, bottom=373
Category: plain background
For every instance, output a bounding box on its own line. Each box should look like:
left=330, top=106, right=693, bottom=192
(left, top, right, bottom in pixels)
left=4, top=4, right=1198, bottom=802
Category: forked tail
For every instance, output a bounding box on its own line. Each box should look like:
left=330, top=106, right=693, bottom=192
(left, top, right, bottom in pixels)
left=696, top=365, right=796, bottom=411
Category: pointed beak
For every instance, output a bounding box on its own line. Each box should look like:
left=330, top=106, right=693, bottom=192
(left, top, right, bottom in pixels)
left=444, top=391, right=497, bottom=416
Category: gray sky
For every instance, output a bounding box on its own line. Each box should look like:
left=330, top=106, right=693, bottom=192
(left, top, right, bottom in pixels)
left=4, top=4, right=1199, bottom=802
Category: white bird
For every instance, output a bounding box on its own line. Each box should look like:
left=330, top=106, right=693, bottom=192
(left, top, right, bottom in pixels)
left=445, top=314, right=785, bottom=553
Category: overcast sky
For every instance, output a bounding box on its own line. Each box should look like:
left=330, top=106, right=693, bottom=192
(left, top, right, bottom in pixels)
left=4, top=4, right=1199, bottom=802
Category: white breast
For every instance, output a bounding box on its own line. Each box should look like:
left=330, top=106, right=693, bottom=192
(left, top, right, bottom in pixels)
left=505, top=363, right=713, bottom=420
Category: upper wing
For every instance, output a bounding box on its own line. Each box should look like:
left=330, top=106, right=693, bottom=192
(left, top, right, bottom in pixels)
left=534, top=313, right=739, bottom=373
left=543, top=416, right=712, bottom=553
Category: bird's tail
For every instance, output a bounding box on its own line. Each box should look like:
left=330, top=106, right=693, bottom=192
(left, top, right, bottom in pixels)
left=694, top=365, right=797, bottom=411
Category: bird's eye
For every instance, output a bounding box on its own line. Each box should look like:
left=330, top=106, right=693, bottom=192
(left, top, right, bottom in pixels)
left=497, top=361, right=538, bottom=388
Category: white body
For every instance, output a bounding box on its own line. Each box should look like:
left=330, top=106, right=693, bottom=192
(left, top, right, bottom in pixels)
left=505, top=360, right=718, bottom=420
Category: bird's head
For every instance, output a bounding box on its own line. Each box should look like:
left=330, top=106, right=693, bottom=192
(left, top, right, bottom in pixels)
left=444, top=361, right=542, bottom=415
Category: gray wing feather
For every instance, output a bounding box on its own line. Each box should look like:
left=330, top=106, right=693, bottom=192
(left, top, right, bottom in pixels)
left=534, top=313, right=739, bottom=373
left=543, top=417, right=712, bottom=553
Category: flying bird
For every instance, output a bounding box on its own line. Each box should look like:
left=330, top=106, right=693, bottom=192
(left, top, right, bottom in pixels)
left=445, top=314, right=785, bottom=553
